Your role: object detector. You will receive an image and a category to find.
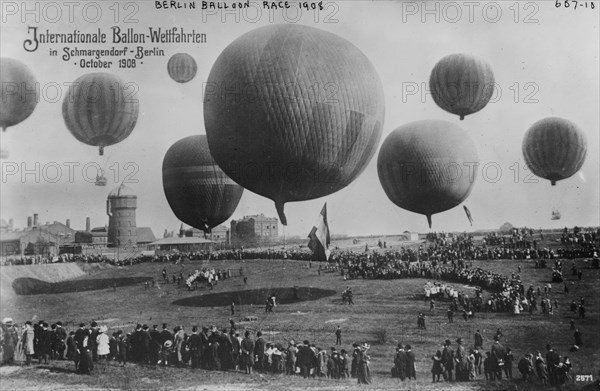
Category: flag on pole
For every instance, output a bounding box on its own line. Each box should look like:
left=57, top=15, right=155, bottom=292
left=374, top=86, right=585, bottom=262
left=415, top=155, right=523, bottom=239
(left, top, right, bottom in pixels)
left=463, top=205, right=474, bottom=226
left=307, top=203, right=331, bottom=262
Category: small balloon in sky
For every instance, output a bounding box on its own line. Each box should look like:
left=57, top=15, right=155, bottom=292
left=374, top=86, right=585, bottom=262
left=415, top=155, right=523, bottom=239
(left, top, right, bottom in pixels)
left=167, top=53, right=198, bottom=83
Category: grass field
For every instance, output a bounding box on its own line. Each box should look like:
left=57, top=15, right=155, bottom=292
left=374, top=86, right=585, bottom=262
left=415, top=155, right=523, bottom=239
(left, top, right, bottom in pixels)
left=0, top=253, right=598, bottom=391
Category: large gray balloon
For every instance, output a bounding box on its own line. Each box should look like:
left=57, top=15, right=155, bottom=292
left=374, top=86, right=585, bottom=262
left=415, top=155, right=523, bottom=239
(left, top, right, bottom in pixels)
left=204, top=24, right=385, bottom=225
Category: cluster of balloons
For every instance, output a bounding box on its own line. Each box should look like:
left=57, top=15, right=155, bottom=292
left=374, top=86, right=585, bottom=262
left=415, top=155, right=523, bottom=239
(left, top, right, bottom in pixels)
left=377, top=53, right=492, bottom=227
left=4, top=24, right=588, bottom=233
left=378, top=52, right=588, bottom=226
left=2, top=50, right=197, bottom=159
left=163, top=26, right=588, bottom=233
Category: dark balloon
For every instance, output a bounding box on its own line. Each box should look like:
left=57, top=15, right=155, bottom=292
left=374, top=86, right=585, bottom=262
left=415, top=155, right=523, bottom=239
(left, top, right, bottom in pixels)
left=522, top=117, right=587, bottom=186
left=0, top=58, right=38, bottom=131
left=163, top=135, right=244, bottom=234
left=62, top=73, right=139, bottom=155
left=204, top=24, right=385, bottom=225
left=377, top=120, right=479, bottom=228
left=167, top=53, right=198, bottom=83
left=430, top=53, right=495, bottom=120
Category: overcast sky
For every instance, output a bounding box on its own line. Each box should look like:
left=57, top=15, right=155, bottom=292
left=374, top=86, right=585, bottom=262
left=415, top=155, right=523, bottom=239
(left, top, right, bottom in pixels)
left=1, top=1, right=598, bottom=238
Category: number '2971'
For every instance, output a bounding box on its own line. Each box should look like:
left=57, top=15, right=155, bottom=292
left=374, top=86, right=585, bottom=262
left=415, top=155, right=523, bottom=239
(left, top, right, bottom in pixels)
left=555, top=1, right=596, bottom=9
left=576, top=375, right=594, bottom=381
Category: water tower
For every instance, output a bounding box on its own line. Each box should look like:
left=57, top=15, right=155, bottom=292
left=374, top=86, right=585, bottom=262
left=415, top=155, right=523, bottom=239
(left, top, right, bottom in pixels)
left=107, top=184, right=137, bottom=248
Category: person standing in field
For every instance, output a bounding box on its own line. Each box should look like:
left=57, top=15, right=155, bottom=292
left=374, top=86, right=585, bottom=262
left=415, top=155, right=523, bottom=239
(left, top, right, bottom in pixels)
left=240, top=330, right=254, bottom=374
left=356, top=343, right=371, bottom=384
left=394, top=344, right=407, bottom=381
left=22, top=321, right=35, bottom=366
left=406, top=344, right=416, bottom=380
left=335, top=326, right=342, bottom=345
left=431, top=350, right=444, bottom=382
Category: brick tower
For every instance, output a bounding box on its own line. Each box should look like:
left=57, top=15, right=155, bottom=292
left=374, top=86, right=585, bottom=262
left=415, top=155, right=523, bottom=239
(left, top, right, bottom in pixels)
left=107, top=184, right=137, bottom=248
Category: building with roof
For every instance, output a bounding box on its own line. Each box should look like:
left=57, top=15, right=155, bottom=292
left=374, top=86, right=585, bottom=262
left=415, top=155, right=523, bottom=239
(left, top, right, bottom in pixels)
left=148, top=236, right=215, bottom=252
left=230, top=214, right=278, bottom=246
left=76, top=226, right=155, bottom=249
left=0, top=218, right=78, bottom=257
left=180, top=225, right=230, bottom=243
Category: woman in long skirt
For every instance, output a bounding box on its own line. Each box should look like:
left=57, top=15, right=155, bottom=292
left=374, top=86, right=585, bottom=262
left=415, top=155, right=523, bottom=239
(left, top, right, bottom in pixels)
left=357, top=343, right=372, bottom=384
left=22, top=322, right=35, bottom=366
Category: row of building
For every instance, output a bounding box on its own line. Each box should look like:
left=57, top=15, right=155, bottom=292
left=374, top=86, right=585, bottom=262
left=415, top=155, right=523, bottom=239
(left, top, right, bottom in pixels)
left=0, top=184, right=281, bottom=257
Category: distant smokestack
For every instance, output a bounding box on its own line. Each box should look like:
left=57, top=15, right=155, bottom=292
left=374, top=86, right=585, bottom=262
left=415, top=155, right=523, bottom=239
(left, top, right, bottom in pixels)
left=66, top=219, right=71, bottom=229
left=86, top=217, right=91, bottom=232
left=8, top=218, right=13, bottom=230
left=27, top=216, right=32, bottom=228
left=33, top=213, right=39, bottom=227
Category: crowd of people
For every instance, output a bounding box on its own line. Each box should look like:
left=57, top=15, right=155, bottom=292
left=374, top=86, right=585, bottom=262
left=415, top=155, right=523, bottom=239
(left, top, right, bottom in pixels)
left=421, top=332, right=573, bottom=387
left=0, top=314, right=586, bottom=389
left=0, top=318, right=379, bottom=384
left=2, top=227, right=597, bottom=268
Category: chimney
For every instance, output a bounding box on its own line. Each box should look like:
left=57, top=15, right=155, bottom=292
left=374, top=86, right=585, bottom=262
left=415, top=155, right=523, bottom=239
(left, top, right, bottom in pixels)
left=8, top=218, right=13, bottom=230
left=33, top=213, right=39, bottom=227
left=27, top=216, right=32, bottom=228
left=86, top=217, right=91, bottom=232
left=66, top=219, right=71, bottom=229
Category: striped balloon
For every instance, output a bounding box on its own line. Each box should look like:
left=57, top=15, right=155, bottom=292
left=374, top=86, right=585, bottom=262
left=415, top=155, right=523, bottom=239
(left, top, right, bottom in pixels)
left=0, top=58, right=38, bottom=131
left=522, top=117, right=587, bottom=186
left=377, top=120, right=479, bottom=228
left=204, top=24, right=385, bottom=225
left=62, top=73, right=139, bottom=155
left=162, top=135, right=244, bottom=234
left=430, top=53, right=495, bottom=120
left=167, top=53, right=197, bottom=83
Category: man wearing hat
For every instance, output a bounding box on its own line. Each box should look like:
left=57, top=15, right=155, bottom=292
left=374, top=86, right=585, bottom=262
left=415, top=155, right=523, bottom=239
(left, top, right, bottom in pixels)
left=405, top=344, right=416, bottom=380
left=89, top=321, right=99, bottom=362
left=159, top=324, right=173, bottom=346
left=545, top=344, right=560, bottom=385
left=491, top=335, right=506, bottom=380
left=142, top=325, right=153, bottom=365
left=117, top=331, right=128, bottom=367
left=38, top=323, right=51, bottom=364
left=240, top=330, right=255, bottom=374
left=254, top=331, right=266, bottom=373
left=55, top=322, right=67, bottom=360
left=297, top=340, right=316, bottom=378
left=200, top=326, right=210, bottom=369
left=327, top=347, right=339, bottom=379
left=149, top=325, right=161, bottom=365
left=474, top=329, right=483, bottom=348
left=455, top=338, right=467, bottom=381
left=129, top=324, right=142, bottom=363
left=188, top=326, right=201, bottom=369
left=340, top=349, right=350, bottom=379
left=394, top=344, right=407, bottom=381
left=442, top=339, right=454, bottom=382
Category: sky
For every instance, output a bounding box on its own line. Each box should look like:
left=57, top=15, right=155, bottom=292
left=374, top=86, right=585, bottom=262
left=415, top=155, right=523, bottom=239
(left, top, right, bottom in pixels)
left=1, top=0, right=598, bottom=238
